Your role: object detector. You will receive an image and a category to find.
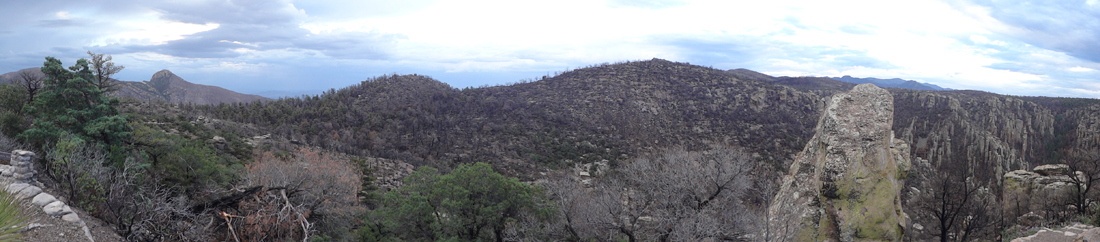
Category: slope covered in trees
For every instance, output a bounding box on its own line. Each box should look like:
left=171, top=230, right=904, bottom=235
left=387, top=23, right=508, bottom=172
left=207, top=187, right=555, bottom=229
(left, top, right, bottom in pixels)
left=196, top=59, right=824, bottom=176
left=195, top=59, right=1100, bottom=239
left=5, top=56, right=1100, bottom=241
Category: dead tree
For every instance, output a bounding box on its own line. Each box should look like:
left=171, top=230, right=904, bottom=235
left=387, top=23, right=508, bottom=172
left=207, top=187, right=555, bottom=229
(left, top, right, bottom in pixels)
left=87, top=51, right=124, bottom=93
left=16, top=69, right=43, bottom=104
left=1065, top=148, right=1100, bottom=215
left=546, top=146, right=757, bottom=241
left=910, top=168, right=999, bottom=242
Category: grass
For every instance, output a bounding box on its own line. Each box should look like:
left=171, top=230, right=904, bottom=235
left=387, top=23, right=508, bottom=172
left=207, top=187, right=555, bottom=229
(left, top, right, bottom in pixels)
left=0, top=189, right=26, bottom=242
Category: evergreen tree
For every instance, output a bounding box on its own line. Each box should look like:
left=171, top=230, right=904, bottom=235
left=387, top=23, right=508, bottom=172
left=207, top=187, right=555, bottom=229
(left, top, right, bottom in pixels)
left=19, top=57, right=131, bottom=150
left=365, top=162, right=550, bottom=241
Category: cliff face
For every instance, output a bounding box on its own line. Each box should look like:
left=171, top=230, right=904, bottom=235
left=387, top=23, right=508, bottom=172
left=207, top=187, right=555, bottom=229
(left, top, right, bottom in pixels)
left=892, top=91, right=1100, bottom=188
left=768, top=84, right=910, bottom=241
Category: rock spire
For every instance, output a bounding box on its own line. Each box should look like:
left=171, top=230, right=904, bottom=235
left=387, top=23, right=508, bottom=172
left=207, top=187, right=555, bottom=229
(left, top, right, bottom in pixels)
left=767, top=84, right=911, bottom=241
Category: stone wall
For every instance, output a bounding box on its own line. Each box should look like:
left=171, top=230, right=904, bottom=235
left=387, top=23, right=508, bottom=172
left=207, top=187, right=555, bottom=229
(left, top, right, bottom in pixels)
left=0, top=150, right=95, bottom=242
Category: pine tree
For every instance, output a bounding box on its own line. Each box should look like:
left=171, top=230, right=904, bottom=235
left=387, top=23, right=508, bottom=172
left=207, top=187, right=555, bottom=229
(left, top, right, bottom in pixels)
left=19, top=56, right=131, bottom=150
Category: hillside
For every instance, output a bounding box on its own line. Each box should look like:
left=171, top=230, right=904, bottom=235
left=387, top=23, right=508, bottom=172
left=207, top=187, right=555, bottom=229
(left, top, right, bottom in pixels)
left=195, top=59, right=1100, bottom=184
left=7, top=58, right=1098, bottom=240
left=0, top=68, right=269, bottom=105
left=197, top=59, right=824, bottom=176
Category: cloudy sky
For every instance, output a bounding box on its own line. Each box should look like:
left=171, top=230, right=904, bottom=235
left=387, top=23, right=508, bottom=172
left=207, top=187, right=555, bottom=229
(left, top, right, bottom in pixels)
left=2, top=0, right=1100, bottom=98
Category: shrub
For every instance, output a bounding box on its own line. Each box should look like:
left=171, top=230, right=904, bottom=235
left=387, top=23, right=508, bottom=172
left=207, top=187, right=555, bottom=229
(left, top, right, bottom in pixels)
left=0, top=188, right=27, bottom=242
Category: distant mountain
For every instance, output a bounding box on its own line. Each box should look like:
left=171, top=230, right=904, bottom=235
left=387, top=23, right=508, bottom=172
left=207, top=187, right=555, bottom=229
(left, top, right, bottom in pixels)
left=119, top=70, right=270, bottom=104
left=253, top=89, right=325, bottom=99
left=1, top=68, right=269, bottom=105
left=830, top=75, right=951, bottom=91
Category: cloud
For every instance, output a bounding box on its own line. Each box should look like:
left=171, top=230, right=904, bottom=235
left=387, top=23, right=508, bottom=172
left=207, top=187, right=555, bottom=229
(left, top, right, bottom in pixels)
left=782, top=16, right=813, bottom=30
left=36, top=19, right=84, bottom=28
left=293, top=30, right=406, bottom=60
left=652, top=33, right=900, bottom=73
left=838, top=25, right=875, bottom=35
left=81, top=0, right=408, bottom=60
left=951, top=0, right=1100, bottom=63
left=607, top=0, right=687, bottom=9
left=4, top=0, right=1100, bottom=98
left=1069, top=66, right=1095, bottom=72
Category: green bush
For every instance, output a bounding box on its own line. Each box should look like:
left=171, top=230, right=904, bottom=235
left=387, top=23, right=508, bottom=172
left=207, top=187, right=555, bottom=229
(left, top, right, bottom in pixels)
left=362, top=162, right=550, bottom=241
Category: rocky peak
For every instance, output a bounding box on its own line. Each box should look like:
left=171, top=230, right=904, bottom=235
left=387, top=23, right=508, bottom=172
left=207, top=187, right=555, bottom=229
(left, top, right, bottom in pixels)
left=148, top=69, right=181, bottom=93
left=150, top=69, right=176, bottom=80
left=767, top=84, right=911, bottom=241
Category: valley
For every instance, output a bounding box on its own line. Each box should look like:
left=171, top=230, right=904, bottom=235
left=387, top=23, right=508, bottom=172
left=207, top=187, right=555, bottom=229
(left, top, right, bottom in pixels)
left=1, top=58, right=1099, bottom=241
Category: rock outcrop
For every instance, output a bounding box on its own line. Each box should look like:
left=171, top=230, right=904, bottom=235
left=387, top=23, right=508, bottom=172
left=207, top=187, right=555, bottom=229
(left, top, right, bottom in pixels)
left=767, top=84, right=911, bottom=241
left=1010, top=223, right=1098, bottom=242
left=1003, top=164, right=1082, bottom=224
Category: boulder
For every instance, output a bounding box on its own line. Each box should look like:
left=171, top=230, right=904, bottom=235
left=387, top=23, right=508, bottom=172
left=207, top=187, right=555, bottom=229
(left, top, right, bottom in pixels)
left=1004, top=164, right=1083, bottom=222
left=767, top=84, right=910, bottom=241
left=1078, top=227, right=1100, bottom=242
left=210, top=136, right=227, bottom=150
left=6, top=183, right=29, bottom=194
left=44, top=201, right=70, bottom=216
left=15, top=185, right=41, bottom=199
left=32, top=193, right=58, bottom=206
left=1035, top=164, right=1071, bottom=176
left=61, top=213, right=81, bottom=223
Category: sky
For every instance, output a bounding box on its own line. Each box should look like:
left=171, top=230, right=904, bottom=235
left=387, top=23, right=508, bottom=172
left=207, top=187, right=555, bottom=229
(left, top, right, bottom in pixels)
left=2, top=0, right=1100, bottom=98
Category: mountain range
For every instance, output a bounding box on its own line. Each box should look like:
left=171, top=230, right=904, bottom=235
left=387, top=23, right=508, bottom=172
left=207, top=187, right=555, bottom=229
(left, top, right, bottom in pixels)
left=195, top=59, right=1100, bottom=186
left=4, top=58, right=1099, bottom=240
left=830, top=75, right=951, bottom=91
left=0, top=68, right=269, bottom=105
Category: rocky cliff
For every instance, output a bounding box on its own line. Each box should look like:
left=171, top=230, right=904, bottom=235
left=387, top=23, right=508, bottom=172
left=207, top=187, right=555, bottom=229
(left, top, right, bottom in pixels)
left=767, top=84, right=911, bottom=241
left=1003, top=164, right=1082, bottom=224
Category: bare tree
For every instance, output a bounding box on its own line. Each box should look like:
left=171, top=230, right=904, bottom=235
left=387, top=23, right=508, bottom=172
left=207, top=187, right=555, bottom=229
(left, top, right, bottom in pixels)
left=541, top=172, right=596, bottom=241
left=545, top=146, right=757, bottom=241
left=16, top=69, right=43, bottom=104
left=241, top=147, right=363, bottom=241
left=745, top=163, right=781, bottom=242
left=617, top=146, right=753, bottom=241
left=87, top=51, right=124, bottom=93
left=1065, top=147, right=1100, bottom=215
left=909, top=168, right=1000, bottom=242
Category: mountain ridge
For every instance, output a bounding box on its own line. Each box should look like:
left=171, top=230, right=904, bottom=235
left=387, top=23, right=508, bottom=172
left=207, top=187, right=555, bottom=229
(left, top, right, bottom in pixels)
left=0, top=68, right=269, bottom=105
left=197, top=59, right=1100, bottom=176
left=831, top=75, right=951, bottom=91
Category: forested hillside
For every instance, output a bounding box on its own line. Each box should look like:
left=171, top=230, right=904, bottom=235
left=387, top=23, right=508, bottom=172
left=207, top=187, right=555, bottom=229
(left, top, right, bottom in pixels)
left=195, top=59, right=824, bottom=176
left=195, top=59, right=1100, bottom=240
left=3, top=57, right=1100, bottom=241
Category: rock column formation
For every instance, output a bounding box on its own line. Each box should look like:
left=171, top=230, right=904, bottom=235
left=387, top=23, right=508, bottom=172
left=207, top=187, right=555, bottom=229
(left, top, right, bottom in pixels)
left=767, top=84, right=911, bottom=241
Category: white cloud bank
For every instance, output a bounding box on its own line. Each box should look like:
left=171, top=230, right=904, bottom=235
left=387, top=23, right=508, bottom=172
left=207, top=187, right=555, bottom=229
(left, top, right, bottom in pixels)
left=0, top=0, right=1098, bottom=98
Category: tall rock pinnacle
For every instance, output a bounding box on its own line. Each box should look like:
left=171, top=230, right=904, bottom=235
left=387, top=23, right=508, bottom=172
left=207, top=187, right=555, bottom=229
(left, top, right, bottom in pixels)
left=766, top=84, right=911, bottom=241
